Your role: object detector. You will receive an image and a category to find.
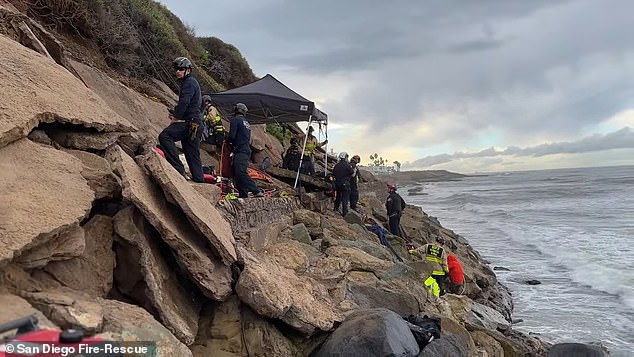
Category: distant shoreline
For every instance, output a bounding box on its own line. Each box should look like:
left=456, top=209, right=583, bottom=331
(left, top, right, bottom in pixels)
left=374, top=169, right=480, bottom=185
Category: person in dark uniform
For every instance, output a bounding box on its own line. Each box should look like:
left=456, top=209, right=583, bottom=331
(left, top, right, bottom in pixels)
left=158, top=56, right=204, bottom=182
left=349, top=154, right=361, bottom=210
left=333, top=152, right=354, bottom=216
left=227, top=103, right=264, bottom=198
left=385, top=183, right=406, bottom=237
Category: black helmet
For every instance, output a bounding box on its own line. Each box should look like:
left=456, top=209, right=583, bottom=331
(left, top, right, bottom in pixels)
left=202, top=95, right=212, bottom=105
left=173, top=56, right=193, bottom=70
left=234, top=102, right=248, bottom=115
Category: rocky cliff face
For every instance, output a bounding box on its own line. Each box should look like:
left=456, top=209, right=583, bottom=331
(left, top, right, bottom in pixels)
left=0, top=15, right=556, bottom=356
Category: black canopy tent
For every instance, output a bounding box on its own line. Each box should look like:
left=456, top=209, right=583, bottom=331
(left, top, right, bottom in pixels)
left=207, top=74, right=327, bottom=124
left=207, top=74, right=329, bottom=188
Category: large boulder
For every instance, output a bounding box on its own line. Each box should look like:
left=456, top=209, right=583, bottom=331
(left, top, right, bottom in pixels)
left=39, top=215, right=115, bottom=297
left=343, top=272, right=421, bottom=317
left=141, top=152, right=237, bottom=264
left=191, top=296, right=298, bottom=357
left=325, top=246, right=394, bottom=273
left=47, top=130, right=124, bottom=151
left=97, top=299, right=193, bottom=357
left=235, top=246, right=341, bottom=335
left=0, top=139, right=94, bottom=267
left=548, top=343, right=608, bottom=357
left=417, top=335, right=469, bottom=357
left=0, top=34, right=134, bottom=149
left=444, top=294, right=510, bottom=331
left=113, top=205, right=202, bottom=345
left=313, top=308, right=420, bottom=357
left=20, top=288, right=104, bottom=334
left=106, top=145, right=232, bottom=300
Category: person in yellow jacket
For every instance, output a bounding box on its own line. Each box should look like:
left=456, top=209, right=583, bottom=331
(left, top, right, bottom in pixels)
left=410, top=236, right=450, bottom=296
left=202, top=95, right=225, bottom=146
left=302, top=126, right=327, bottom=176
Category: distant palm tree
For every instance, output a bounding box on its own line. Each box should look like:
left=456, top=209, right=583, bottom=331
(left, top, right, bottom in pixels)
left=393, top=161, right=401, bottom=172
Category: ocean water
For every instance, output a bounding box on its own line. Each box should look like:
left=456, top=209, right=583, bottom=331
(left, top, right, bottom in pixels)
left=405, top=165, right=634, bottom=356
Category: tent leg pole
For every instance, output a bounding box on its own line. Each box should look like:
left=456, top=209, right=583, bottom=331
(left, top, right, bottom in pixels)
left=324, top=124, right=328, bottom=177
left=294, top=116, right=312, bottom=189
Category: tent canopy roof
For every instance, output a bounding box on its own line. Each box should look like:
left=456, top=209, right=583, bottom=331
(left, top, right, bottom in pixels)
left=207, top=74, right=327, bottom=124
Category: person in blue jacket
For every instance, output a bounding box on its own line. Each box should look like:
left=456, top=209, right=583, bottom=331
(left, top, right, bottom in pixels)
left=158, top=57, right=204, bottom=182
left=227, top=103, right=263, bottom=198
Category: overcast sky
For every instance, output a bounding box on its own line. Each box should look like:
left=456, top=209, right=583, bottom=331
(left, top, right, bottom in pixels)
left=159, top=0, right=634, bottom=173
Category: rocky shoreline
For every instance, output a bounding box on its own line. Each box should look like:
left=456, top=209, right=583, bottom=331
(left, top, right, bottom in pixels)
left=0, top=24, right=607, bottom=356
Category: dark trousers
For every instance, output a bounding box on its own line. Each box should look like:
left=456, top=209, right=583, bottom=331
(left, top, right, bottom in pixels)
left=206, top=131, right=225, bottom=146
left=302, top=156, right=315, bottom=176
left=334, top=181, right=351, bottom=216
left=158, top=121, right=204, bottom=182
left=232, top=152, right=261, bottom=198
left=432, top=273, right=448, bottom=296
left=350, top=183, right=359, bottom=209
left=388, top=216, right=402, bottom=237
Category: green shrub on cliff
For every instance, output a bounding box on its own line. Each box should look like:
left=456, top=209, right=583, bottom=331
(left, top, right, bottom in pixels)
left=13, top=0, right=227, bottom=92
left=198, top=36, right=257, bottom=89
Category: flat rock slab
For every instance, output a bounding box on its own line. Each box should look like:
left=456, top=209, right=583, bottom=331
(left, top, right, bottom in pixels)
left=0, top=35, right=134, bottom=149
left=42, top=215, right=115, bottom=297
left=106, top=146, right=232, bottom=300
left=114, top=205, right=202, bottom=345
left=235, top=246, right=341, bottom=335
left=141, top=152, right=236, bottom=264
left=0, top=139, right=94, bottom=267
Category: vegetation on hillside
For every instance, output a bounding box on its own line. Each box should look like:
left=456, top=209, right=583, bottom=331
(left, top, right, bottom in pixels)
left=8, top=0, right=256, bottom=93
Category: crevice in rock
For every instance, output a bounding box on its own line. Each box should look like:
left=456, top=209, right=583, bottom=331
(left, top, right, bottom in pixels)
left=83, top=198, right=126, bottom=222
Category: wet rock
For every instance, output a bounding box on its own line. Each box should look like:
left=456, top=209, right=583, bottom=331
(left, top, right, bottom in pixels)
left=313, top=308, right=419, bottom=357
left=493, top=266, right=511, bottom=271
left=525, top=279, right=542, bottom=285
left=141, top=152, right=236, bottom=264
left=113, top=206, right=202, bottom=345
left=0, top=139, right=93, bottom=267
left=548, top=343, right=608, bottom=357
left=106, top=146, right=232, bottom=301
left=235, top=246, right=341, bottom=335
left=418, top=335, right=468, bottom=357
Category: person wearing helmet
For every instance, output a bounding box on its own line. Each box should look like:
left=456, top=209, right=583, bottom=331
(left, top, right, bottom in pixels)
left=332, top=152, right=354, bottom=216
left=227, top=102, right=264, bottom=198
left=302, top=126, right=328, bottom=176
left=385, top=183, right=406, bottom=237
left=201, top=95, right=225, bottom=147
left=349, top=155, right=362, bottom=210
left=410, top=234, right=450, bottom=296
left=158, top=56, right=204, bottom=182
left=282, top=137, right=301, bottom=170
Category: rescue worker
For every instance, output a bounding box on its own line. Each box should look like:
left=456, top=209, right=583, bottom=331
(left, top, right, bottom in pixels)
left=158, top=56, right=204, bottom=183
left=349, top=155, right=361, bottom=210
left=201, top=95, right=225, bottom=146
left=411, top=236, right=450, bottom=295
left=333, top=152, right=354, bottom=216
left=282, top=137, right=301, bottom=170
left=385, top=183, right=406, bottom=237
left=226, top=103, right=264, bottom=198
left=302, top=126, right=327, bottom=176
left=447, top=254, right=465, bottom=294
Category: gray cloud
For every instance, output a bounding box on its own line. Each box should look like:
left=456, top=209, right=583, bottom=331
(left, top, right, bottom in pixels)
left=160, top=0, right=634, bottom=168
left=404, top=127, right=634, bottom=168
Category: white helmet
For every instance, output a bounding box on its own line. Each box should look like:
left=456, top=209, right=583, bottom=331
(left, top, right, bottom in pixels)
left=338, top=152, right=348, bottom=160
